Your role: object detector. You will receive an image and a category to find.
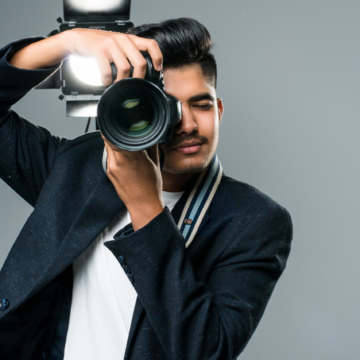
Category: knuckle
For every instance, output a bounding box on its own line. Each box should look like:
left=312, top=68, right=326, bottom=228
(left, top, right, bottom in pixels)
left=116, top=33, right=126, bottom=40
left=152, top=56, right=162, bottom=65
left=108, top=159, right=121, bottom=174
left=100, top=39, right=116, bottom=53
left=95, top=42, right=105, bottom=53
left=107, top=163, right=114, bottom=175
left=118, top=63, right=131, bottom=75
left=101, top=75, right=112, bottom=86
left=103, top=67, right=112, bottom=78
left=148, top=39, right=159, bottom=49
left=101, top=74, right=112, bottom=85
left=104, top=37, right=116, bottom=47
left=136, top=58, right=147, bottom=68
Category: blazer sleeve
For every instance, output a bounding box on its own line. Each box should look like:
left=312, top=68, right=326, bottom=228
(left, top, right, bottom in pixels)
left=0, top=37, right=63, bottom=206
left=104, top=203, right=293, bottom=360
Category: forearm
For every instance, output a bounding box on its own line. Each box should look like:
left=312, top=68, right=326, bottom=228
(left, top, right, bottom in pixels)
left=8, top=31, right=72, bottom=70
left=0, top=37, right=65, bottom=204
left=0, top=37, right=62, bottom=118
left=106, top=208, right=233, bottom=359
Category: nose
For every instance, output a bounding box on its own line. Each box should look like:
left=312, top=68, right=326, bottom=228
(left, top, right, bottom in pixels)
left=174, top=105, right=198, bottom=135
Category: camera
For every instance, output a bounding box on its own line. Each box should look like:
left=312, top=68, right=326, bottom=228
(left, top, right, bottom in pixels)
left=97, top=52, right=182, bottom=151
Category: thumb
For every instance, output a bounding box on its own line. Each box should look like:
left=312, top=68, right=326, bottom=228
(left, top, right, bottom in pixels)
left=145, top=144, right=158, bottom=165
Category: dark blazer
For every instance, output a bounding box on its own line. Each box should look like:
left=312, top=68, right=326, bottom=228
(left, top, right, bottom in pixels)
left=0, top=38, right=293, bottom=360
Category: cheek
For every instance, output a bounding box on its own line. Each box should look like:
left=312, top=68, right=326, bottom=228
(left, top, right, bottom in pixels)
left=202, top=115, right=219, bottom=146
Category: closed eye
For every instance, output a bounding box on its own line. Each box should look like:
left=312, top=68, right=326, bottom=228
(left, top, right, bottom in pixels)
left=193, top=104, right=212, bottom=110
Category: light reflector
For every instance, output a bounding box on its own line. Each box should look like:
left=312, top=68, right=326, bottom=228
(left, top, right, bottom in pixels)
left=63, top=0, right=131, bottom=21
left=69, top=55, right=103, bottom=86
left=65, top=0, right=123, bottom=12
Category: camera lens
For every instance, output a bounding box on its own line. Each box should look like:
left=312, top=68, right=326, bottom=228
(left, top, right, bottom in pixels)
left=110, top=93, right=155, bottom=139
left=98, top=78, right=170, bottom=151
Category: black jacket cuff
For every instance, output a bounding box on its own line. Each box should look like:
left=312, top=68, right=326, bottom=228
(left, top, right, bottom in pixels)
left=0, top=37, right=61, bottom=93
left=104, top=205, right=182, bottom=259
left=111, top=205, right=172, bottom=242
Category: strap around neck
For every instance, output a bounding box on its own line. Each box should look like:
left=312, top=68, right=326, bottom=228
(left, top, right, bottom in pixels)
left=102, top=148, right=223, bottom=248
left=177, top=154, right=222, bottom=248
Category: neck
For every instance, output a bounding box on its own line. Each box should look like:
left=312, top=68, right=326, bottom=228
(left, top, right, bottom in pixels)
left=161, top=170, right=199, bottom=192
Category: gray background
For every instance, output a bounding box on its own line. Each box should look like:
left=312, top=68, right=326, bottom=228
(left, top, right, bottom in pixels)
left=0, top=0, right=358, bottom=359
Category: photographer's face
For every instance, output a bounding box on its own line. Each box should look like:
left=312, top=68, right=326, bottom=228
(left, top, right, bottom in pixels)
left=160, top=64, right=224, bottom=178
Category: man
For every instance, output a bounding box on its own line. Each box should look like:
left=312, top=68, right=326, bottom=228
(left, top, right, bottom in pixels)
left=0, top=18, right=292, bottom=360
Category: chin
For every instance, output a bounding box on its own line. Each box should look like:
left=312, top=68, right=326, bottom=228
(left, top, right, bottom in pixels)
left=162, top=154, right=210, bottom=174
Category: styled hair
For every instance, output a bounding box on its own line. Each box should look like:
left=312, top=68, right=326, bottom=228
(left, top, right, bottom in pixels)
left=127, top=18, right=217, bottom=88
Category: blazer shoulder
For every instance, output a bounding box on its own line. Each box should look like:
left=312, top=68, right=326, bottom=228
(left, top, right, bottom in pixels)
left=211, top=174, right=293, bottom=266
left=56, top=130, right=103, bottom=157
left=214, top=174, right=292, bottom=224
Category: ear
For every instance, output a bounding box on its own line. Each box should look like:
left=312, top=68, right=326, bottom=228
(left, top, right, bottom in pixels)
left=217, top=98, right=224, bottom=125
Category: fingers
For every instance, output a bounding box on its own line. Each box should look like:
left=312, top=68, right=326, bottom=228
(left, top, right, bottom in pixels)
left=114, top=34, right=148, bottom=79
left=145, top=144, right=159, bottom=166
left=128, top=35, right=163, bottom=71
left=102, top=134, right=161, bottom=175
left=111, top=34, right=163, bottom=79
left=97, top=33, right=163, bottom=82
left=102, top=133, right=140, bottom=161
left=95, top=37, right=131, bottom=85
left=109, top=48, right=131, bottom=83
left=101, top=133, right=119, bottom=152
left=103, top=136, right=134, bottom=176
left=96, top=56, right=113, bottom=86
left=70, top=30, right=163, bottom=84
left=106, top=33, right=163, bottom=79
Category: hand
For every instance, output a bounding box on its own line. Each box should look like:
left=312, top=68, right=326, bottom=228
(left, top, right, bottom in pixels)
left=68, top=29, right=163, bottom=85
left=102, top=134, right=165, bottom=231
left=8, top=29, right=163, bottom=86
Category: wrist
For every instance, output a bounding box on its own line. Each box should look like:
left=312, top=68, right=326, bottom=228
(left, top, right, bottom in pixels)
left=127, top=201, right=165, bottom=231
left=61, top=28, right=81, bottom=56
left=56, top=30, right=73, bottom=58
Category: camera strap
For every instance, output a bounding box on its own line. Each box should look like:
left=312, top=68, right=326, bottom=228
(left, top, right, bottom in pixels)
left=102, top=148, right=223, bottom=249
left=177, top=153, right=223, bottom=248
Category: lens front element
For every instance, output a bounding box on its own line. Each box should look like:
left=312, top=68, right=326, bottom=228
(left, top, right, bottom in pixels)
left=97, top=78, right=170, bottom=151
left=118, top=98, right=153, bottom=137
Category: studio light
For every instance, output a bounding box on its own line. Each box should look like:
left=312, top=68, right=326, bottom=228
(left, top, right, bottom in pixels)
left=63, top=0, right=131, bottom=22
left=35, top=0, right=133, bottom=118
left=66, top=0, right=123, bottom=13
left=69, top=55, right=103, bottom=86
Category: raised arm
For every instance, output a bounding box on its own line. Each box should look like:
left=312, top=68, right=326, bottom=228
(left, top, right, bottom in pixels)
left=0, top=29, right=163, bottom=206
left=8, top=29, right=163, bottom=84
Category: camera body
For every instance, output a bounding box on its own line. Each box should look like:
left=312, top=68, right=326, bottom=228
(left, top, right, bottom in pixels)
left=97, top=52, right=182, bottom=151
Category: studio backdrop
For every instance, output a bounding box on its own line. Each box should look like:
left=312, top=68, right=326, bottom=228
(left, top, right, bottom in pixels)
left=1, top=1, right=359, bottom=359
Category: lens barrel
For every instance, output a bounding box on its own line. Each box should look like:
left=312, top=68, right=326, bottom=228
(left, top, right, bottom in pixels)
left=97, top=53, right=182, bottom=151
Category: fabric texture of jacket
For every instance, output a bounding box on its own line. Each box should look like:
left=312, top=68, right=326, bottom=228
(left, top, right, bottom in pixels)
left=0, top=37, right=293, bottom=360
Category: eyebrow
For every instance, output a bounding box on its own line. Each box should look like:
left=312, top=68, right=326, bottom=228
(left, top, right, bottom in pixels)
left=188, top=93, right=215, bottom=103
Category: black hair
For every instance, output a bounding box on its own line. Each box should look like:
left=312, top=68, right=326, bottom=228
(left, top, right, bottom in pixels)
left=127, top=18, right=217, bottom=88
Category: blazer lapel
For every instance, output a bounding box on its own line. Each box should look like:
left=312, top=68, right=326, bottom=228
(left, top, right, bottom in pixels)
left=28, top=172, right=126, bottom=302
left=56, top=174, right=126, bottom=276
left=123, top=186, right=212, bottom=357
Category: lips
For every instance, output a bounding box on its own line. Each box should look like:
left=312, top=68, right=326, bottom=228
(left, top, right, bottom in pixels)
left=173, top=141, right=203, bottom=154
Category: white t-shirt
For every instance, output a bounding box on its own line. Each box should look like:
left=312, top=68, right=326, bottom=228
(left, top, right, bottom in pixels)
left=63, top=190, right=184, bottom=360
